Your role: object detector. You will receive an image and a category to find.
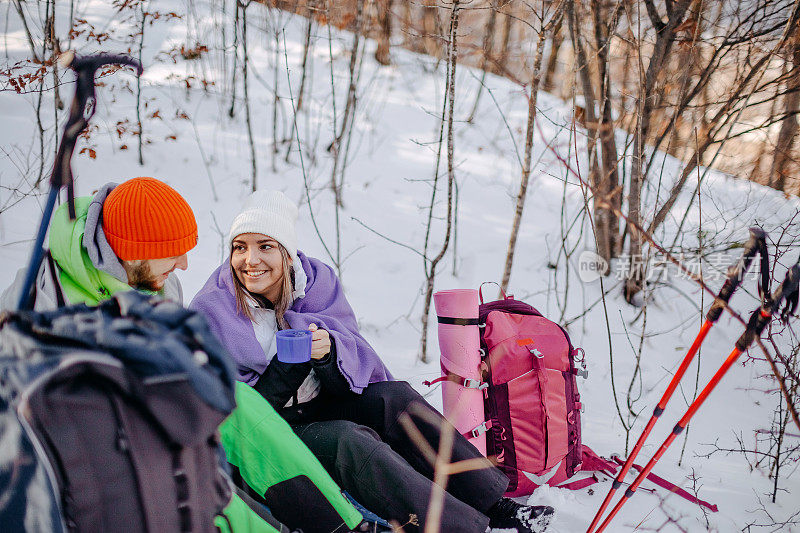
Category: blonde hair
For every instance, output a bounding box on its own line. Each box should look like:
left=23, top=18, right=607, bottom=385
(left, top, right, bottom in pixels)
left=230, top=242, right=294, bottom=329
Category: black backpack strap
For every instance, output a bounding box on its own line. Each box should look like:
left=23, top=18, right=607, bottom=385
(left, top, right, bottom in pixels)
left=44, top=250, right=67, bottom=307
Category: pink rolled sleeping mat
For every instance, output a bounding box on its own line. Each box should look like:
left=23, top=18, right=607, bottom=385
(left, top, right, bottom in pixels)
left=433, top=289, right=486, bottom=456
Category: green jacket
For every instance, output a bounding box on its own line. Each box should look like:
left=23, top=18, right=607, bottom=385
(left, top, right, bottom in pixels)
left=220, top=383, right=364, bottom=531
left=48, top=195, right=133, bottom=305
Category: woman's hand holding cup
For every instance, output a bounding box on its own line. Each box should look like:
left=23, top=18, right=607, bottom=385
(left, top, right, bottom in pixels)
left=308, top=323, right=331, bottom=360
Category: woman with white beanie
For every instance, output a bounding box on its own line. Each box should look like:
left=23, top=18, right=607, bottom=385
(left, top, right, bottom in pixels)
left=191, top=190, right=554, bottom=533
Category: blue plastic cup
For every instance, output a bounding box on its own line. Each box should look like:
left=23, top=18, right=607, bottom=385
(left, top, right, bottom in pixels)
left=276, top=329, right=313, bottom=363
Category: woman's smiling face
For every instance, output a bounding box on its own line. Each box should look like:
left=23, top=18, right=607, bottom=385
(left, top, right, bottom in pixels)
left=230, top=233, right=287, bottom=302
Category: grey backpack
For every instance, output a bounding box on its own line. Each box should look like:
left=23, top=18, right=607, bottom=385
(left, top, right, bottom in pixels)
left=0, top=292, right=237, bottom=532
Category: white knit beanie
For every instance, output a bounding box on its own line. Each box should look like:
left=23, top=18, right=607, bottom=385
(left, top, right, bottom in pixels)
left=227, top=190, right=298, bottom=257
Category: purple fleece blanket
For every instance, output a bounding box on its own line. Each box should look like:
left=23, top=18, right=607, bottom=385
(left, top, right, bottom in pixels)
left=190, top=251, right=392, bottom=393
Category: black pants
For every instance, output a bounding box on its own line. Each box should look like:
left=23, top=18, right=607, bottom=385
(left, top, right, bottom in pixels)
left=280, top=381, right=509, bottom=532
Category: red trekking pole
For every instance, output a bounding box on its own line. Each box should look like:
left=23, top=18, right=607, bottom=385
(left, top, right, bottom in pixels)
left=586, top=228, right=769, bottom=533
left=594, top=262, right=800, bottom=533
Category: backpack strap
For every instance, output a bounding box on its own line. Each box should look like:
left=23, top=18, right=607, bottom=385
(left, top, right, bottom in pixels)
left=580, top=445, right=617, bottom=473
left=478, top=282, right=508, bottom=304
left=464, top=419, right=494, bottom=440
left=437, top=316, right=481, bottom=326
left=45, top=250, right=67, bottom=307
left=422, top=367, right=488, bottom=391
left=609, top=456, right=718, bottom=512
left=569, top=446, right=718, bottom=512
left=558, top=474, right=601, bottom=490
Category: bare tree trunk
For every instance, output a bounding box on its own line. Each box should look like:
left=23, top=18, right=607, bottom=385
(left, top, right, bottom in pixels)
left=567, top=0, right=608, bottom=268
left=770, top=31, right=800, bottom=191
left=422, top=0, right=441, bottom=59
left=491, top=3, right=513, bottom=76
left=420, top=2, right=459, bottom=363
left=241, top=1, right=258, bottom=190
left=34, top=0, right=49, bottom=187
left=221, top=0, right=228, bottom=95
left=466, top=1, right=498, bottom=123
left=228, top=0, right=240, bottom=118
left=296, top=12, right=313, bottom=112
left=136, top=1, right=147, bottom=166
left=500, top=9, right=561, bottom=293
left=624, top=0, right=692, bottom=304
left=45, top=0, right=63, bottom=110
left=284, top=11, right=313, bottom=162
left=374, top=0, right=393, bottom=65
left=542, top=16, right=563, bottom=93
left=12, top=0, right=41, bottom=63
left=591, top=0, right=622, bottom=263
left=330, top=0, right=364, bottom=207
left=271, top=15, right=281, bottom=173
left=749, top=81, right=780, bottom=183
left=35, top=70, right=46, bottom=187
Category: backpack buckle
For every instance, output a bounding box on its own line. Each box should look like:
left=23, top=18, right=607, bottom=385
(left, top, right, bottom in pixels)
left=462, top=378, right=488, bottom=390
left=469, top=420, right=493, bottom=439
left=576, top=368, right=589, bottom=379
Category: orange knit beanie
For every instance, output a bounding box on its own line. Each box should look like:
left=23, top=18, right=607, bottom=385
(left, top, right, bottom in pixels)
left=102, top=177, right=198, bottom=261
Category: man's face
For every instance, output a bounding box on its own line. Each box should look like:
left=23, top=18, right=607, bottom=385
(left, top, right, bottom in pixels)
left=123, top=254, right=189, bottom=291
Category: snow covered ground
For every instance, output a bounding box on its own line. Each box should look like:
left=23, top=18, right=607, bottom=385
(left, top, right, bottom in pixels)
left=2, top=1, right=799, bottom=531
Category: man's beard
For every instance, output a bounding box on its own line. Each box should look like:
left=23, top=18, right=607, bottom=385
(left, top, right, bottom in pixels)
left=126, top=262, right=163, bottom=292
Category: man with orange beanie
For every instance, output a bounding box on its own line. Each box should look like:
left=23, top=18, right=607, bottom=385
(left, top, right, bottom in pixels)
left=2, top=177, right=198, bottom=310
left=1, top=177, right=288, bottom=532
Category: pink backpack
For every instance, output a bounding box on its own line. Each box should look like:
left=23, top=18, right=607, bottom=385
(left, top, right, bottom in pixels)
left=476, top=291, right=585, bottom=495
left=427, top=288, right=586, bottom=494
left=429, top=288, right=719, bottom=509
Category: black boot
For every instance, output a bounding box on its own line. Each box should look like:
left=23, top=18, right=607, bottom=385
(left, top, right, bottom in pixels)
left=486, top=497, right=554, bottom=533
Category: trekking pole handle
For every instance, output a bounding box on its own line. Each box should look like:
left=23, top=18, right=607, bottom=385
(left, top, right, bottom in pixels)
left=52, top=52, right=143, bottom=217
left=735, top=263, right=800, bottom=351
left=706, top=227, right=768, bottom=323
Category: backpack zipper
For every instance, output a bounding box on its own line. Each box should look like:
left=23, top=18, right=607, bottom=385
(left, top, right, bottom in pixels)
left=505, top=367, right=535, bottom=384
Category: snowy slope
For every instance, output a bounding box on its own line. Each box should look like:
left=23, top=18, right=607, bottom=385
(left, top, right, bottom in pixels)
left=2, top=2, right=799, bottom=531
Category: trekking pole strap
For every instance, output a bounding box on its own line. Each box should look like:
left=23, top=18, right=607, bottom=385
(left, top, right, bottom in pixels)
left=735, top=263, right=800, bottom=351
left=706, top=227, right=767, bottom=323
